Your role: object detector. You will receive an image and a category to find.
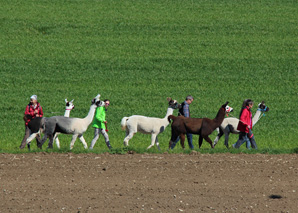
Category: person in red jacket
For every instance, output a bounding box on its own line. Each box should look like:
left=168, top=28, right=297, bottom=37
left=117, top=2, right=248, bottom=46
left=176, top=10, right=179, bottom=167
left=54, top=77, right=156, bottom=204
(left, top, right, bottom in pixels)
left=20, top=95, right=44, bottom=149
left=233, top=99, right=257, bottom=149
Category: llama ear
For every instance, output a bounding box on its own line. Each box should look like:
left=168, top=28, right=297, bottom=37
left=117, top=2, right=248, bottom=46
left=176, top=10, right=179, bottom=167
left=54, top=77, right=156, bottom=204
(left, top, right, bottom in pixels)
left=65, top=99, right=68, bottom=103
left=70, top=99, right=74, bottom=103
left=166, top=97, right=172, bottom=102
left=261, top=101, right=265, bottom=104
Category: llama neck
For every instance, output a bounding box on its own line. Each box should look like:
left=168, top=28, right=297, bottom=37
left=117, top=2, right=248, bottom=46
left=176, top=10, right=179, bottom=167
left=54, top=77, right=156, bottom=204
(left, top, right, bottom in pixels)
left=83, top=104, right=97, bottom=125
left=252, top=109, right=262, bottom=127
left=162, top=107, right=175, bottom=127
left=64, top=109, right=71, bottom=117
left=213, top=108, right=225, bottom=125
left=164, top=107, right=174, bottom=119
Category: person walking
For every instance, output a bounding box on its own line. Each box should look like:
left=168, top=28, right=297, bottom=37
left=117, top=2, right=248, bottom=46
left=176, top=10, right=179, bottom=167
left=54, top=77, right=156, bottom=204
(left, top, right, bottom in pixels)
left=232, top=99, right=257, bottom=149
left=89, top=99, right=112, bottom=150
left=170, top=95, right=194, bottom=149
left=20, top=95, right=43, bottom=149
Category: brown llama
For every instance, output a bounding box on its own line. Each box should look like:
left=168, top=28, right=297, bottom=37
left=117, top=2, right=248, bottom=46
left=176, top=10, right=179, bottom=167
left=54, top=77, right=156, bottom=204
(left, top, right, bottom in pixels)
left=168, top=101, right=229, bottom=149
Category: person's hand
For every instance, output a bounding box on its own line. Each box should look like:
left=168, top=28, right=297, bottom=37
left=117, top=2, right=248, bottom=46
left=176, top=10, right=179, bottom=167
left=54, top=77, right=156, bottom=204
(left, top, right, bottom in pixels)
left=34, top=110, right=39, bottom=114
left=104, top=121, right=108, bottom=124
left=247, top=125, right=250, bottom=129
left=36, top=114, right=40, bottom=117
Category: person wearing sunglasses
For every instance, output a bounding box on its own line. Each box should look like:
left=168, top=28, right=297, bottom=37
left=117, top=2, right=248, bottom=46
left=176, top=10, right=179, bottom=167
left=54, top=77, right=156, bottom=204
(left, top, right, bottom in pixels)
left=89, top=99, right=112, bottom=150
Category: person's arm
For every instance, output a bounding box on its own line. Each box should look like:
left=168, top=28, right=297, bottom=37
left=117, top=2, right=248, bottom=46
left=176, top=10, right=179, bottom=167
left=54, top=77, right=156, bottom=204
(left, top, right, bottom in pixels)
left=25, top=105, right=35, bottom=117
left=39, top=106, right=44, bottom=117
left=239, top=110, right=250, bottom=128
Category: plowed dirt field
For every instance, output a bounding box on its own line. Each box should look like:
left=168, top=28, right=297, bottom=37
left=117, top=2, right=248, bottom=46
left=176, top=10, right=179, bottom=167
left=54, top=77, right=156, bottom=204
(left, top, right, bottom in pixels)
left=0, top=152, right=297, bottom=212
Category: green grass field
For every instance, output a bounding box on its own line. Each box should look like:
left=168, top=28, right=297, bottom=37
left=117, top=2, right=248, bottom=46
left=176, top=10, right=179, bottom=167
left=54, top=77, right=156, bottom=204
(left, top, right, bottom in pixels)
left=0, top=0, right=297, bottom=154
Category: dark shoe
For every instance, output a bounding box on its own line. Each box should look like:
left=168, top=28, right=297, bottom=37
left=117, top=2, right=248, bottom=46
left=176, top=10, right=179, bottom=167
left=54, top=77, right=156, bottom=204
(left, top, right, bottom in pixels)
left=106, top=141, right=112, bottom=150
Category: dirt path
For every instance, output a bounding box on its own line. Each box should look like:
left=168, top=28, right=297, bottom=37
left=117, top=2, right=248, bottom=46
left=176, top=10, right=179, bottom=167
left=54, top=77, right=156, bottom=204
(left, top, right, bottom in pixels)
left=0, top=152, right=297, bottom=212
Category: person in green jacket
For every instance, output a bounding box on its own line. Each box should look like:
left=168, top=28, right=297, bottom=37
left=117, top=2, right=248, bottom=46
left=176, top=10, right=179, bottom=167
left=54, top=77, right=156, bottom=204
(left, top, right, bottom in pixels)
left=89, top=99, right=112, bottom=149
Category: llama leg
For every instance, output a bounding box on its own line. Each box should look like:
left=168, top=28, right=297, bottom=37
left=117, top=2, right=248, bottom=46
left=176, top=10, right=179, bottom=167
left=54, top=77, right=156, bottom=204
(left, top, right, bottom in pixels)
left=213, top=128, right=224, bottom=146
left=26, top=132, right=38, bottom=151
left=180, top=134, right=186, bottom=149
left=169, top=131, right=180, bottom=149
left=224, top=132, right=230, bottom=149
left=203, top=136, right=214, bottom=148
left=20, top=126, right=31, bottom=149
left=199, top=135, right=203, bottom=148
left=26, top=133, right=38, bottom=145
left=54, top=133, right=60, bottom=149
left=155, top=137, right=161, bottom=151
left=35, top=132, right=42, bottom=149
left=147, top=134, right=157, bottom=150
left=78, top=135, right=88, bottom=149
left=70, top=134, right=79, bottom=150
left=47, top=134, right=54, bottom=149
left=38, top=134, right=49, bottom=149
left=123, top=132, right=134, bottom=146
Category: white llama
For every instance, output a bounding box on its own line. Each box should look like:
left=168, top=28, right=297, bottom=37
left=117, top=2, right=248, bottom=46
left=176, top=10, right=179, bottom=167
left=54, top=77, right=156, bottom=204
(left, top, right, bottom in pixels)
left=121, top=98, right=180, bottom=150
left=37, top=95, right=103, bottom=150
left=213, top=101, right=269, bottom=148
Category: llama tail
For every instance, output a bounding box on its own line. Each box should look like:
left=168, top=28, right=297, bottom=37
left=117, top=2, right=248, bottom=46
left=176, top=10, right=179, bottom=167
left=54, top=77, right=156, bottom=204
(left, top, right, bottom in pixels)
left=168, top=115, right=176, bottom=123
left=121, top=117, right=129, bottom=130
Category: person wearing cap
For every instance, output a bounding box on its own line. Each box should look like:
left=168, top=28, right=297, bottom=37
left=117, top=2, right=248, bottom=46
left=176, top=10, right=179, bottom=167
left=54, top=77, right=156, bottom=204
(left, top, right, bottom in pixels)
left=89, top=99, right=112, bottom=150
left=170, top=95, right=194, bottom=150
left=20, top=95, right=44, bottom=149
left=232, top=99, right=257, bottom=149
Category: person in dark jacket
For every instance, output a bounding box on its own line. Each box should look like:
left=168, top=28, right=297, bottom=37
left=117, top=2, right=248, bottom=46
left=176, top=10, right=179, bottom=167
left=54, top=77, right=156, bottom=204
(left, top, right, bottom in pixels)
left=20, top=95, right=44, bottom=149
left=232, top=99, right=257, bottom=149
left=170, top=95, right=194, bottom=149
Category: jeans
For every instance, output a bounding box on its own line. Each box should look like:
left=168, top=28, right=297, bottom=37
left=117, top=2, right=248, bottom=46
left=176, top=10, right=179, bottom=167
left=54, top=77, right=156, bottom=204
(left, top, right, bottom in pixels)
left=233, top=129, right=258, bottom=149
left=247, top=129, right=257, bottom=149
left=89, top=128, right=112, bottom=149
left=170, top=133, right=194, bottom=149
left=233, top=132, right=250, bottom=149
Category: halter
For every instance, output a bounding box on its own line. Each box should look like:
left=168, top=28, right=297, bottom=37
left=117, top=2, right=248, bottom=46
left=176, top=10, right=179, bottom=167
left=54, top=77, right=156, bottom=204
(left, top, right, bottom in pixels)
left=257, top=106, right=267, bottom=113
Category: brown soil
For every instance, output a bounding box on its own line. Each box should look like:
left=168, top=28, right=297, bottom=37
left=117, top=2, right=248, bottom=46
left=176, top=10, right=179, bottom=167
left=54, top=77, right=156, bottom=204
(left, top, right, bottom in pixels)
left=0, top=152, right=297, bottom=213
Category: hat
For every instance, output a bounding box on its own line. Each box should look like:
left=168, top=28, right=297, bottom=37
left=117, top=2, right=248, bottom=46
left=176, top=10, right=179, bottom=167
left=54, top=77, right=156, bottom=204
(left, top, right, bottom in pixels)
left=30, top=95, right=37, bottom=100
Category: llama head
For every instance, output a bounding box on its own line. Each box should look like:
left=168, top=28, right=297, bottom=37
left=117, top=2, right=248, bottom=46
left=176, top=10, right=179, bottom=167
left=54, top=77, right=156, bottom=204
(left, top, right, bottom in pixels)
left=221, top=101, right=229, bottom=111
left=167, top=98, right=181, bottom=109
left=65, top=99, right=75, bottom=110
left=91, top=95, right=105, bottom=107
left=95, top=94, right=101, bottom=101
left=23, top=114, right=32, bottom=123
left=91, top=94, right=102, bottom=105
left=258, top=101, right=269, bottom=112
left=225, top=105, right=233, bottom=113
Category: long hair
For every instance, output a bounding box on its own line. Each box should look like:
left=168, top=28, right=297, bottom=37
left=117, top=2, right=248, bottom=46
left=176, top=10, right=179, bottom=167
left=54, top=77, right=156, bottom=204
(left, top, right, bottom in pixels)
left=239, top=99, right=253, bottom=118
